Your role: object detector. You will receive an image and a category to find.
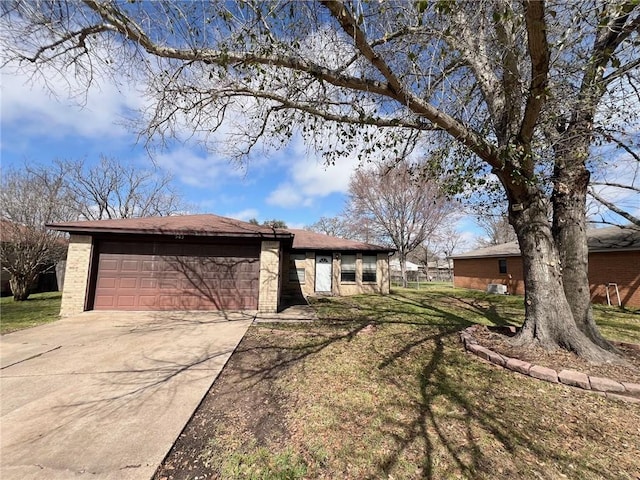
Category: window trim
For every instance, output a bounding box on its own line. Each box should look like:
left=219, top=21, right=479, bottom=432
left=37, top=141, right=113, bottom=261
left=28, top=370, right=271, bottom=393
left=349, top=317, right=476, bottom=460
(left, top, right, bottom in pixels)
left=341, top=254, right=357, bottom=283
left=289, top=253, right=306, bottom=284
left=498, top=258, right=508, bottom=274
left=362, top=255, right=377, bottom=283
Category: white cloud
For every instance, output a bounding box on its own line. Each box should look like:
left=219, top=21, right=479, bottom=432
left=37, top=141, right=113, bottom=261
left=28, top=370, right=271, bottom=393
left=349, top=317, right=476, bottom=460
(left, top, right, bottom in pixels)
left=152, top=147, right=244, bottom=188
left=225, top=208, right=260, bottom=222
left=286, top=221, right=307, bottom=230
left=0, top=62, right=144, bottom=140
left=266, top=136, right=360, bottom=208
left=266, top=184, right=304, bottom=208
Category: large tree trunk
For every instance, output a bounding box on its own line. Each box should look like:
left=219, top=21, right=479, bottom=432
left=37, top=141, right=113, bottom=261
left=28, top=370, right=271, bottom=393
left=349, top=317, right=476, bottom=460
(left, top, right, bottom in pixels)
left=399, top=254, right=408, bottom=288
left=508, top=191, right=619, bottom=363
left=552, top=157, right=614, bottom=351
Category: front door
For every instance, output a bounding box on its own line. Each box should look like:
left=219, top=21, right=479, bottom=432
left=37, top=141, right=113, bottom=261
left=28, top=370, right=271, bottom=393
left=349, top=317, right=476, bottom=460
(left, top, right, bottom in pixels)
left=315, top=255, right=332, bottom=293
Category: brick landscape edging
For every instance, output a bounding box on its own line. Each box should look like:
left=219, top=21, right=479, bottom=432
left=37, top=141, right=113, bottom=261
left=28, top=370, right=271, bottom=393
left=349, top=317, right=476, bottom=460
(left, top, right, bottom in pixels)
left=460, top=326, right=640, bottom=404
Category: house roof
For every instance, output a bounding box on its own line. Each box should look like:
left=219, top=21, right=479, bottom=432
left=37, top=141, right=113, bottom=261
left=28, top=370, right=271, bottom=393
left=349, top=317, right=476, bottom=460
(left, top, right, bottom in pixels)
left=47, top=214, right=293, bottom=239
left=288, top=229, right=393, bottom=252
left=47, top=214, right=394, bottom=251
left=451, top=226, right=640, bottom=259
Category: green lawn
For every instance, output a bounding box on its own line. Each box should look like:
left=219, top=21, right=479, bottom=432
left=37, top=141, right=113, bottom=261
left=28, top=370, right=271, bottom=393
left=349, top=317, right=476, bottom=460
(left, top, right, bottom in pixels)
left=189, top=285, right=640, bottom=480
left=0, top=292, right=62, bottom=334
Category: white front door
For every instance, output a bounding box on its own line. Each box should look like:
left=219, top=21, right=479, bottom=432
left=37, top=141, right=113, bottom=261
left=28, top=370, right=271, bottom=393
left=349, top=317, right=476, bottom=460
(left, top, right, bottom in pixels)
left=315, top=255, right=332, bottom=292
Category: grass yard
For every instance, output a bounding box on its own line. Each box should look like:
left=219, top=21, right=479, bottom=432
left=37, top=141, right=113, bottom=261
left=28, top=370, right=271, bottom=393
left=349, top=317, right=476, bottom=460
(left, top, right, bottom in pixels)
left=156, top=285, right=640, bottom=480
left=0, top=291, right=62, bottom=334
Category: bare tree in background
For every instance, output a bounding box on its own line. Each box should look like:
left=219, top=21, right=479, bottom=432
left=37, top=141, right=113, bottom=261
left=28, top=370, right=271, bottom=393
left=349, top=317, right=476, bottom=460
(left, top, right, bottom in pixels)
left=249, top=218, right=288, bottom=228
left=305, top=216, right=351, bottom=238
left=348, top=160, right=456, bottom=287
left=56, top=156, right=186, bottom=220
left=0, top=166, right=73, bottom=300
left=412, top=224, right=464, bottom=282
left=1, top=158, right=185, bottom=299
left=475, top=212, right=518, bottom=247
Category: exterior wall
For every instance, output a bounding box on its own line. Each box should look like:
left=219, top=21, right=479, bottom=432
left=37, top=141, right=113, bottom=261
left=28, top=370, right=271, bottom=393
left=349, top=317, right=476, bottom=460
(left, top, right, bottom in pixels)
left=378, top=252, right=391, bottom=295
left=303, top=252, right=315, bottom=297
left=281, top=251, right=315, bottom=300
left=331, top=254, right=341, bottom=296
left=283, top=250, right=391, bottom=298
left=60, top=235, right=93, bottom=316
left=453, top=256, right=525, bottom=296
left=258, top=240, right=281, bottom=313
left=453, top=251, right=640, bottom=308
left=588, top=251, right=640, bottom=307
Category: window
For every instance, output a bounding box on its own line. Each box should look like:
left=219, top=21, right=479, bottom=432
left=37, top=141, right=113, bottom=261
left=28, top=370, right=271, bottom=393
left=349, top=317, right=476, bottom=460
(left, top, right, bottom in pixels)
left=341, top=254, right=356, bottom=282
left=289, top=253, right=306, bottom=283
left=362, top=255, right=377, bottom=282
left=498, top=258, right=508, bottom=274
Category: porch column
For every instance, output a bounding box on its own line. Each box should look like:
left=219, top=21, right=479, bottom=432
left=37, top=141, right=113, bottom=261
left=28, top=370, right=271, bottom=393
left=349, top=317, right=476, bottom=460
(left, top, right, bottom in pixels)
left=60, top=235, right=93, bottom=316
left=258, top=240, right=281, bottom=312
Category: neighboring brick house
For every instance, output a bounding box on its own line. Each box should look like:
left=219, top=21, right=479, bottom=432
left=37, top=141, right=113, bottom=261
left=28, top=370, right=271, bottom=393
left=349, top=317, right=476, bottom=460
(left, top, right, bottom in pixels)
left=451, top=226, right=640, bottom=308
left=48, top=214, right=393, bottom=316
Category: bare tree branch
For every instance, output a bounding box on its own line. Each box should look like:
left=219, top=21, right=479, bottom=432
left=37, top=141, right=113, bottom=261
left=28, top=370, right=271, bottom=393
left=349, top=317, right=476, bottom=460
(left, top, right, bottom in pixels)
left=588, top=187, right=640, bottom=227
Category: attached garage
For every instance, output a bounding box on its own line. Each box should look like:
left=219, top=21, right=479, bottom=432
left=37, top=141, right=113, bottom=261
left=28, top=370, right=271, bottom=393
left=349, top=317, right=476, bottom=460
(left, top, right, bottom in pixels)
left=48, top=214, right=291, bottom=315
left=91, top=241, right=260, bottom=311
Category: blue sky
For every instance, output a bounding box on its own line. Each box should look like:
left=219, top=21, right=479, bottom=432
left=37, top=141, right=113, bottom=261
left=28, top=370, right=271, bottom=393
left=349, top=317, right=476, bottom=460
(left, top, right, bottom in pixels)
left=7, top=63, right=636, bottom=257
left=0, top=67, right=364, bottom=230
left=0, top=57, right=483, bottom=252
left=3, top=59, right=636, bottom=255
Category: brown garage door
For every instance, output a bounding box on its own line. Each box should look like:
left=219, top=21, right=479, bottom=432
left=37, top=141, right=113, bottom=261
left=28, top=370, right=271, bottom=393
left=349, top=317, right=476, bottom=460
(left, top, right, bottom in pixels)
left=93, top=241, right=260, bottom=310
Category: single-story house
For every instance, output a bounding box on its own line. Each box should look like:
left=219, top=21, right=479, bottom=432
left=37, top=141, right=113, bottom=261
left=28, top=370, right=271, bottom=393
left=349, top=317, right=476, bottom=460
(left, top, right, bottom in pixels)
left=389, top=259, right=421, bottom=273
left=47, top=214, right=393, bottom=315
left=451, top=226, right=640, bottom=308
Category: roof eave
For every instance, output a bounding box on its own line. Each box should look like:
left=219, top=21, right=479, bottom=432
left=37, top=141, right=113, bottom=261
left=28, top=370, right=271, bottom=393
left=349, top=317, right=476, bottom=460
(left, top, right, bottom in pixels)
left=290, top=245, right=395, bottom=253
left=46, top=224, right=293, bottom=240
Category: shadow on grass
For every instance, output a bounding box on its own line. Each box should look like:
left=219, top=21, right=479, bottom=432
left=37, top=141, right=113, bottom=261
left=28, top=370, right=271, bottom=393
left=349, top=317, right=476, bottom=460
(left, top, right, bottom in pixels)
left=216, top=293, right=618, bottom=480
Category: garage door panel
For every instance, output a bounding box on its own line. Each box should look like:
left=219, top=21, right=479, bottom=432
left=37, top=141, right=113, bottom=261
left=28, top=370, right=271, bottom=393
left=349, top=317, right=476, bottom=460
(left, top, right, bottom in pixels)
left=139, top=278, right=157, bottom=289
left=100, top=259, right=119, bottom=271
left=94, top=295, right=115, bottom=308
left=138, top=295, right=157, bottom=307
left=119, top=278, right=137, bottom=289
left=117, top=296, right=136, bottom=308
left=94, top=241, right=260, bottom=311
left=121, top=260, right=140, bottom=271
left=97, top=277, right=117, bottom=289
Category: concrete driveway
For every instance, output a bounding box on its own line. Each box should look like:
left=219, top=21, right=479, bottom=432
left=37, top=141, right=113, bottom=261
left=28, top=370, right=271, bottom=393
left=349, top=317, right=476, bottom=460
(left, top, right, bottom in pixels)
left=0, top=310, right=253, bottom=480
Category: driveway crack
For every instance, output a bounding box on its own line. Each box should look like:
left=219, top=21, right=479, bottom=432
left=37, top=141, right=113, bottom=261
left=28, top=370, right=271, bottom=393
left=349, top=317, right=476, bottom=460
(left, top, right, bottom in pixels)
left=1, top=346, right=61, bottom=370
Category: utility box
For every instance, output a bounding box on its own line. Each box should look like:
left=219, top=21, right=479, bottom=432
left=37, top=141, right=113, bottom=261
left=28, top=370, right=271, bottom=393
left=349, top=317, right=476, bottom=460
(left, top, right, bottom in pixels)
left=487, top=283, right=507, bottom=295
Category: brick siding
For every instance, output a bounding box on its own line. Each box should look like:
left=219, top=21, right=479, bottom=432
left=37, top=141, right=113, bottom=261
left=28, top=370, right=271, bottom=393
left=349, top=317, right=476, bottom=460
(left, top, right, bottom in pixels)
left=453, top=250, right=639, bottom=307
left=588, top=251, right=640, bottom=307
left=258, top=240, right=281, bottom=313
left=59, top=235, right=93, bottom=316
left=282, top=250, right=391, bottom=298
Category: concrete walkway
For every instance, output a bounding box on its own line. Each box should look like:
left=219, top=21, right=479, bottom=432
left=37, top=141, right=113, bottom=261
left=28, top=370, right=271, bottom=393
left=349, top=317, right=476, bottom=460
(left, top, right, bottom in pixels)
left=253, top=304, right=318, bottom=323
left=0, top=311, right=253, bottom=480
